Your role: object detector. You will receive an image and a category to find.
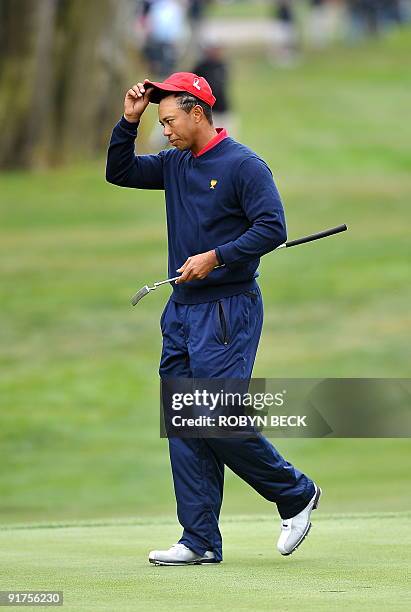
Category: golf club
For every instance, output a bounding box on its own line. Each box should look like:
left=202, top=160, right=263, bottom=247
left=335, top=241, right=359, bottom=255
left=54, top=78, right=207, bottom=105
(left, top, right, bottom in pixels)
left=131, top=223, right=347, bottom=306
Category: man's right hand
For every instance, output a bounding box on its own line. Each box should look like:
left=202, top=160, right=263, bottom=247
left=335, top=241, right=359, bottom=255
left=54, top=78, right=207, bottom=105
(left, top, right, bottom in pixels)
left=124, top=81, right=151, bottom=123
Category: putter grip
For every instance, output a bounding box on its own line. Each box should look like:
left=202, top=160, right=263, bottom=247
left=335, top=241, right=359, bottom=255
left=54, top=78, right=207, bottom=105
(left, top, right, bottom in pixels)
left=286, top=224, right=347, bottom=248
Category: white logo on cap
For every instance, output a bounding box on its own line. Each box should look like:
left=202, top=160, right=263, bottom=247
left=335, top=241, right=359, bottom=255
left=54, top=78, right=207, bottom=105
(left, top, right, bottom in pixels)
left=193, top=78, right=201, bottom=91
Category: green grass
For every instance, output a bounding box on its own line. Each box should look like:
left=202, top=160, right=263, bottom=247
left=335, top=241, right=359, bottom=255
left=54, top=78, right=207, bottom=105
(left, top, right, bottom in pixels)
left=1, top=513, right=410, bottom=611
left=1, top=24, right=410, bottom=612
left=0, top=19, right=410, bottom=540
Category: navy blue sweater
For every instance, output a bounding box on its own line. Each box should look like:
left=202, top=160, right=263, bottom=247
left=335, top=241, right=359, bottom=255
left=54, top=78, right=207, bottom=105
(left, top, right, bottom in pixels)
left=106, top=116, right=287, bottom=304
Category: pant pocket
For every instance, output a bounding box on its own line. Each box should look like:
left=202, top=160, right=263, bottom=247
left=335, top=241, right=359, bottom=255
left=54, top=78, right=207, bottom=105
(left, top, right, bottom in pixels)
left=217, top=300, right=229, bottom=345
left=244, top=289, right=259, bottom=302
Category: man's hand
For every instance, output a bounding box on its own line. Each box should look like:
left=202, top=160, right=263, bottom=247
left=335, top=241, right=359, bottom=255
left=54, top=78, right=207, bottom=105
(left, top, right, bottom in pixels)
left=175, top=250, right=220, bottom=284
left=124, top=80, right=152, bottom=123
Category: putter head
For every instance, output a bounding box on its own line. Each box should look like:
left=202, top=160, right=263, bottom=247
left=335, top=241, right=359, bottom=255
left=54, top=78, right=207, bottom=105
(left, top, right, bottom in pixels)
left=131, top=285, right=151, bottom=306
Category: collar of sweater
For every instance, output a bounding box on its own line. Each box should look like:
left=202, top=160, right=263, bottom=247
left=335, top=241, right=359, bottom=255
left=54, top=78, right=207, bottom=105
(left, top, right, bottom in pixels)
left=191, top=127, right=228, bottom=158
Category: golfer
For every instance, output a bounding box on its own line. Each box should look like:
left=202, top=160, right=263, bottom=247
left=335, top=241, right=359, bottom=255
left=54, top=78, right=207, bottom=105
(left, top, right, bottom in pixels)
left=106, top=72, right=321, bottom=565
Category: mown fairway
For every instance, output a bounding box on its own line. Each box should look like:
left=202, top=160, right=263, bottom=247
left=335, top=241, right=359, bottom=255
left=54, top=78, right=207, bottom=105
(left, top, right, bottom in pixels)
left=0, top=513, right=410, bottom=611
left=0, top=24, right=410, bottom=610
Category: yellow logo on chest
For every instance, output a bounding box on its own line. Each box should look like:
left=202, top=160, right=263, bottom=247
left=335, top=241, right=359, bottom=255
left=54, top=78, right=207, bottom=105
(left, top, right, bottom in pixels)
left=210, top=179, right=218, bottom=189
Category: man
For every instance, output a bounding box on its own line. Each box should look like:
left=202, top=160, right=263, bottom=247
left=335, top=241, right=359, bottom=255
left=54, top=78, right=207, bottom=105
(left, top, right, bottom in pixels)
left=106, top=72, right=321, bottom=565
left=191, top=44, right=234, bottom=134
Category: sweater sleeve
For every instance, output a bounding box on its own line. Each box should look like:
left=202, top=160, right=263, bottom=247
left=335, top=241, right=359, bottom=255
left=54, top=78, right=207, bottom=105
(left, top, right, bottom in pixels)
left=216, top=157, right=287, bottom=266
left=105, top=116, right=165, bottom=189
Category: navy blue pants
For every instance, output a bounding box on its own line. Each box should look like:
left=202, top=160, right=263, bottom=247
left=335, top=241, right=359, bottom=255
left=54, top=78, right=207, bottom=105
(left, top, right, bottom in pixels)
left=159, top=286, right=315, bottom=561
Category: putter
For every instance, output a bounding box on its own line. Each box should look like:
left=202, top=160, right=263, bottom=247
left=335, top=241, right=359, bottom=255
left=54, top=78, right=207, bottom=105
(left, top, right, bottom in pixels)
left=131, top=224, right=347, bottom=306
left=131, top=276, right=181, bottom=306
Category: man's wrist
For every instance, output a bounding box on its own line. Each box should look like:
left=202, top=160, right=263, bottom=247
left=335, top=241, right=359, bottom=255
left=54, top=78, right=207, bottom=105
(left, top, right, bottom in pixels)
left=208, top=249, right=219, bottom=267
left=123, top=114, right=141, bottom=125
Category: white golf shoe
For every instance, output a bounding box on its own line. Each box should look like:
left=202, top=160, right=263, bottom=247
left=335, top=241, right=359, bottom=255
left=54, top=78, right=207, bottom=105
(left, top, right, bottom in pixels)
left=149, top=543, right=218, bottom=566
left=277, top=485, right=322, bottom=556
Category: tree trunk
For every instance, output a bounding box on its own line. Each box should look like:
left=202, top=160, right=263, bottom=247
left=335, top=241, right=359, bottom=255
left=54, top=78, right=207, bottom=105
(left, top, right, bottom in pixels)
left=0, top=0, right=139, bottom=169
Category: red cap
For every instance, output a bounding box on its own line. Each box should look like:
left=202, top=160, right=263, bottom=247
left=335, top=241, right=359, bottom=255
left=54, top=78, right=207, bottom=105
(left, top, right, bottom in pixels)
left=144, top=72, right=216, bottom=107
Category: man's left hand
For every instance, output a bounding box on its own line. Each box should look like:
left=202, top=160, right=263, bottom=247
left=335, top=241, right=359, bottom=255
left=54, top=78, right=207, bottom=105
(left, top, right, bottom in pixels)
left=175, top=250, right=219, bottom=284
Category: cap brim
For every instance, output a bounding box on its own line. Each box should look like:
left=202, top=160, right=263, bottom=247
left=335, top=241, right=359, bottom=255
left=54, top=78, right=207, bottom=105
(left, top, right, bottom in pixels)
left=144, top=81, right=187, bottom=104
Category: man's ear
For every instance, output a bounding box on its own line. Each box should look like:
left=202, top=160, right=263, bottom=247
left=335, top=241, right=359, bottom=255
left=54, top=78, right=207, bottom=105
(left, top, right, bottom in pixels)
left=193, top=105, right=204, bottom=123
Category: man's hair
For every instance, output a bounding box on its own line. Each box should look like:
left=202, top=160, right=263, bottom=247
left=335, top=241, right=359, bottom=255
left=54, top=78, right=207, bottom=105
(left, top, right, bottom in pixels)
left=174, top=92, right=213, bottom=124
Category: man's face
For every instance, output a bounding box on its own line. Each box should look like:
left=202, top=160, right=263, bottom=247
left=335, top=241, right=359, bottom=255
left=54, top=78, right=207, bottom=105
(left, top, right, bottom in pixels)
left=158, top=96, right=197, bottom=150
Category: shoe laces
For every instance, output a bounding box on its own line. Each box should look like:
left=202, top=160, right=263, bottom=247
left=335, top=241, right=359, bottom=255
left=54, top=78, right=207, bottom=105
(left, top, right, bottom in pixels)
left=170, top=543, right=189, bottom=551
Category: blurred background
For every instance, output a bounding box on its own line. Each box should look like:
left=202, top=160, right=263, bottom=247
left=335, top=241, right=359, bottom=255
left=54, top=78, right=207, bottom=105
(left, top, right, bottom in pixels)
left=0, top=0, right=410, bottom=525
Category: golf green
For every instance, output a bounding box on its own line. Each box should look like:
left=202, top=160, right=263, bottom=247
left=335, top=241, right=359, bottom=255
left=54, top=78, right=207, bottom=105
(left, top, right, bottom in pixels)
left=1, top=512, right=410, bottom=611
